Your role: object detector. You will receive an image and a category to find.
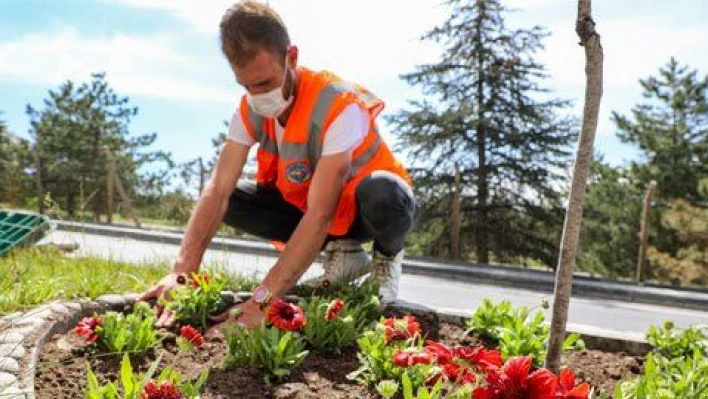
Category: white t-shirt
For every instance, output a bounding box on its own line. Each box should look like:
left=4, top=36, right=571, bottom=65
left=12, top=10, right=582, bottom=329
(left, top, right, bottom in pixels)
left=226, top=103, right=370, bottom=156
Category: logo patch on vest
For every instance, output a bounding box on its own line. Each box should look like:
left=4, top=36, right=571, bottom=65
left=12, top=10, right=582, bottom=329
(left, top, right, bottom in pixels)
left=285, top=161, right=312, bottom=184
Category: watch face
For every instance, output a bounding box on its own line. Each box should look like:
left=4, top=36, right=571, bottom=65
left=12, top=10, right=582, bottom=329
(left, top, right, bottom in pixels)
left=253, top=286, right=268, bottom=303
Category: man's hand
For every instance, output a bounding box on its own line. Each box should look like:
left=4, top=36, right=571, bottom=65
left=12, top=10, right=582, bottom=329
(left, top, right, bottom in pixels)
left=206, top=299, right=264, bottom=339
left=138, top=272, right=185, bottom=328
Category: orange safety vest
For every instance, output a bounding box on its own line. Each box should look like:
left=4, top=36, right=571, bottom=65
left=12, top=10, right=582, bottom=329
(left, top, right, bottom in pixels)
left=239, top=67, right=411, bottom=236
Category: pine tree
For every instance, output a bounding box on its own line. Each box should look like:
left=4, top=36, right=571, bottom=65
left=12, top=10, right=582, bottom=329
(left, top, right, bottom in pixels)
left=0, top=112, right=32, bottom=203
left=578, top=160, right=642, bottom=278
left=613, top=57, right=708, bottom=202
left=648, top=179, right=708, bottom=286
left=26, top=73, right=172, bottom=218
left=0, top=112, right=12, bottom=200
left=389, top=0, right=576, bottom=265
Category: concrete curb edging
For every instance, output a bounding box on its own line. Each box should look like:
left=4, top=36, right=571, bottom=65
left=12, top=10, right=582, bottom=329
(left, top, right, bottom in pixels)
left=1, top=293, right=650, bottom=398
left=54, top=220, right=708, bottom=311
left=0, top=295, right=135, bottom=398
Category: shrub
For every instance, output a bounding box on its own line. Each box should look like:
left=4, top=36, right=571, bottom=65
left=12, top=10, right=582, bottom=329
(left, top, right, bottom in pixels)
left=614, top=350, right=707, bottom=398
left=465, top=299, right=585, bottom=367
left=646, top=321, right=708, bottom=360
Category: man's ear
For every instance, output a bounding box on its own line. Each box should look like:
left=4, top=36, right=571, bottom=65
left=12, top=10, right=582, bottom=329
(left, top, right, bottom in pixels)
left=288, top=46, right=299, bottom=68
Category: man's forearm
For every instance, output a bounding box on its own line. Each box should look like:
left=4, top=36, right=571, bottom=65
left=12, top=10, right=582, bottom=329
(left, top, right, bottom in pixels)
left=261, top=211, right=331, bottom=297
left=173, top=184, right=231, bottom=274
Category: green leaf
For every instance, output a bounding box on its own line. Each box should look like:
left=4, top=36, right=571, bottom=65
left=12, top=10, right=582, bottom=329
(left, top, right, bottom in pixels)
left=120, top=353, right=135, bottom=396
left=401, top=372, right=413, bottom=399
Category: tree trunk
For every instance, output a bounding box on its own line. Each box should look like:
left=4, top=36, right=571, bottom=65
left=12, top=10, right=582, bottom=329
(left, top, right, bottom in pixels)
left=636, top=180, right=657, bottom=283
left=66, top=184, right=76, bottom=217
left=104, top=147, right=141, bottom=228
left=106, top=157, right=114, bottom=224
left=545, top=0, right=603, bottom=373
left=33, top=148, right=45, bottom=214
left=92, top=128, right=102, bottom=222
left=475, top=0, right=489, bottom=264
left=451, top=163, right=462, bottom=259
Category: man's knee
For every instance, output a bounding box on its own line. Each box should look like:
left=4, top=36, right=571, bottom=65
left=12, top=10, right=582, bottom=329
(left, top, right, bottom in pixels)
left=356, top=171, right=417, bottom=230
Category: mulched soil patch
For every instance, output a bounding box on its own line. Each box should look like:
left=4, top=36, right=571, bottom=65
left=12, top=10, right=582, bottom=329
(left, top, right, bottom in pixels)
left=35, top=319, right=643, bottom=398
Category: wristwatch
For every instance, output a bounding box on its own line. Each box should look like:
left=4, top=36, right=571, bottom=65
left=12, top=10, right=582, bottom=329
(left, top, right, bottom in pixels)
left=252, top=285, right=274, bottom=310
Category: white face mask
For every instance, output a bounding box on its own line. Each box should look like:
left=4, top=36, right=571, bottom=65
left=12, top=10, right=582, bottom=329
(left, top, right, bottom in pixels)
left=247, top=57, right=294, bottom=118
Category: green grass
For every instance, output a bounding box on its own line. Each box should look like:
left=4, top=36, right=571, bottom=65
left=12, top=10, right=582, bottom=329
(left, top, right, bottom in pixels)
left=0, top=247, right=259, bottom=316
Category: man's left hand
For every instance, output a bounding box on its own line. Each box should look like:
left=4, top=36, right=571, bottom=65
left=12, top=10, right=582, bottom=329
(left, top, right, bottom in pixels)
left=206, top=299, right=264, bottom=339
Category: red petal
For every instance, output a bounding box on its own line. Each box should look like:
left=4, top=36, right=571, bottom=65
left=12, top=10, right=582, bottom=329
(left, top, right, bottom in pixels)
left=411, top=353, right=432, bottom=365
left=479, top=348, right=503, bottom=368
left=425, top=342, right=453, bottom=364
left=393, top=351, right=412, bottom=367
left=566, top=383, right=591, bottom=399
left=526, top=369, right=558, bottom=399
left=442, top=363, right=461, bottom=380
left=558, top=368, right=576, bottom=391
left=473, top=387, right=496, bottom=399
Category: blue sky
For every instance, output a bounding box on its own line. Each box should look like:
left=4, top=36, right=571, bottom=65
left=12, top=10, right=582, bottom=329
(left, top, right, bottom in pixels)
left=1, top=0, right=707, bottom=185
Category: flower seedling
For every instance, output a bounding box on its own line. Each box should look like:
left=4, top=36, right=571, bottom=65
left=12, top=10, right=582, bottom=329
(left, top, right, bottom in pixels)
left=85, top=353, right=207, bottom=399
left=223, top=323, right=309, bottom=384
left=177, top=325, right=204, bottom=352
left=75, top=302, right=161, bottom=355
left=348, top=315, right=425, bottom=386
left=223, top=298, right=309, bottom=384
left=167, top=271, right=226, bottom=331
left=303, top=297, right=358, bottom=354
left=646, top=321, right=708, bottom=360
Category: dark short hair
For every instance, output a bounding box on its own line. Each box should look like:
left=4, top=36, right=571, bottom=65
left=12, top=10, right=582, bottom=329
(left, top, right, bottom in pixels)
left=219, top=1, right=291, bottom=68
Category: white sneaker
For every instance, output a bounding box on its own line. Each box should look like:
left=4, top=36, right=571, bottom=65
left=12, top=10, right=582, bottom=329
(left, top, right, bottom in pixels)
left=304, top=239, right=371, bottom=287
left=370, top=249, right=403, bottom=304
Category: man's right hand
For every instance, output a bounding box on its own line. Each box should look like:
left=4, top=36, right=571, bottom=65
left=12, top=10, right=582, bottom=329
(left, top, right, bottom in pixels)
left=138, top=272, right=185, bottom=328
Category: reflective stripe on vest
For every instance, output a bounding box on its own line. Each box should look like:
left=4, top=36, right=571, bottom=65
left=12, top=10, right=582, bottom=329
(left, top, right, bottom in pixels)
left=248, top=81, right=379, bottom=177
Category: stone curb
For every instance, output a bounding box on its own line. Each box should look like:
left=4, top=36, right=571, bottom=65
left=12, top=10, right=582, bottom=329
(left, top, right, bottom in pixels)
left=0, top=292, right=650, bottom=398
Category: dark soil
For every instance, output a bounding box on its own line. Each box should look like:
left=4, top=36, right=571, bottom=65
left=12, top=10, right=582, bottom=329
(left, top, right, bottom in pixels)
left=35, top=321, right=642, bottom=398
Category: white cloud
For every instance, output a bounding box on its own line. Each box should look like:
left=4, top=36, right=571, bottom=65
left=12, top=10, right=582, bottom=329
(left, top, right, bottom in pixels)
left=6, top=0, right=708, bottom=154
left=0, top=27, right=233, bottom=103
left=105, top=0, right=230, bottom=33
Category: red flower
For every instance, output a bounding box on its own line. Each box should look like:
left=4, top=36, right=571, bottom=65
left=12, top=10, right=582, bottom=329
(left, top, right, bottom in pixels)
left=393, top=351, right=412, bottom=367
left=443, top=362, right=461, bottom=380
left=179, top=325, right=204, bottom=348
left=455, top=346, right=503, bottom=372
left=382, top=315, right=421, bottom=344
left=393, top=350, right=432, bottom=367
left=141, top=380, right=183, bottom=399
left=460, top=370, right=477, bottom=385
left=325, top=298, right=344, bottom=321
left=189, top=273, right=211, bottom=288
left=425, top=341, right=454, bottom=364
left=473, top=356, right=557, bottom=399
left=75, top=316, right=102, bottom=344
left=266, top=298, right=306, bottom=331
left=557, top=369, right=590, bottom=399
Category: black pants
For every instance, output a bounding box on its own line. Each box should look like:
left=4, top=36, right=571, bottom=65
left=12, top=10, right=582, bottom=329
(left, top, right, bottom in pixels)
left=223, top=171, right=418, bottom=256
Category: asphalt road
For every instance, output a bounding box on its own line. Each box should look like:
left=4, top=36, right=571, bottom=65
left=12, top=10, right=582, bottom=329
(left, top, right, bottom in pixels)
left=39, top=230, right=708, bottom=339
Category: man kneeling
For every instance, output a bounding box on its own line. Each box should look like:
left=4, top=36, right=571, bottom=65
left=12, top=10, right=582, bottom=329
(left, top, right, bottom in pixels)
left=140, top=0, right=417, bottom=330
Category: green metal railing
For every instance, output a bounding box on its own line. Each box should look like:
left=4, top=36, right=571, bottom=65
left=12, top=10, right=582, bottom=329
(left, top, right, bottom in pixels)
left=0, top=210, right=52, bottom=256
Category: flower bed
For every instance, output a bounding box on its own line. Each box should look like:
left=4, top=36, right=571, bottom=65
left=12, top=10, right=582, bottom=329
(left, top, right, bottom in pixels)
left=27, top=273, right=656, bottom=398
